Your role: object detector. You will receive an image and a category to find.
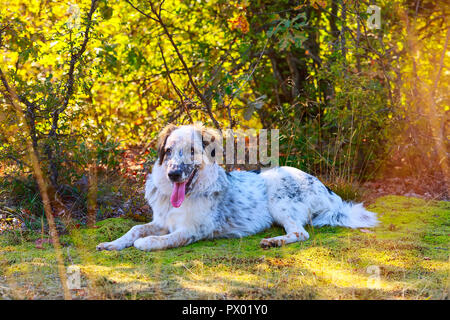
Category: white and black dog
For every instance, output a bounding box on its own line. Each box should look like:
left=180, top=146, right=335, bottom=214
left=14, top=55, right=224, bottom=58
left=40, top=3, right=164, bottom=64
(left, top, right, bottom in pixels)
left=96, top=124, right=377, bottom=252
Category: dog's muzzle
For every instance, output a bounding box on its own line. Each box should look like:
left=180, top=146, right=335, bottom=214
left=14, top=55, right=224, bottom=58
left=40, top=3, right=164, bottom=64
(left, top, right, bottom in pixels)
left=169, top=166, right=198, bottom=208
left=168, top=169, right=183, bottom=182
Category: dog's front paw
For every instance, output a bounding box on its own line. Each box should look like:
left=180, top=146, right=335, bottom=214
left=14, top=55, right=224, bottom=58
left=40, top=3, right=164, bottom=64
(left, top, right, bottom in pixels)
left=260, top=238, right=285, bottom=248
left=133, top=238, right=152, bottom=251
left=96, top=241, right=124, bottom=251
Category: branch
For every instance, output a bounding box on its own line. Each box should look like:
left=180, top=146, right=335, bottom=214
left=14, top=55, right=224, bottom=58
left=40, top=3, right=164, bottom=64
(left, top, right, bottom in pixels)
left=0, top=28, right=41, bottom=157
left=201, top=36, right=238, bottom=90
left=127, top=0, right=221, bottom=130
left=222, top=35, right=270, bottom=122
left=98, top=65, right=200, bottom=84
left=63, top=0, right=98, bottom=110
left=124, top=0, right=158, bottom=22
left=44, top=0, right=99, bottom=186
left=6, top=155, right=31, bottom=168
left=151, top=3, right=220, bottom=129
left=0, top=68, right=13, bottom=104
left=50, top=0, right=99, bottom=137
left=158, top=42, right=193, bottom=123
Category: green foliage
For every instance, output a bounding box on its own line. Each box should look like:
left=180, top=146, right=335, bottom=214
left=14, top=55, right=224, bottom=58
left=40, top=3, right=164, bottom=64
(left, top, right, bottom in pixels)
left=75, top=137, right=122, bottom=169
left=0, top=175, right=42, bottom=216
left=279, top=61, right=392, bottom=182
left=268, top=12, right=308, bottom=51
left=70, top=217, right=139, bottom=247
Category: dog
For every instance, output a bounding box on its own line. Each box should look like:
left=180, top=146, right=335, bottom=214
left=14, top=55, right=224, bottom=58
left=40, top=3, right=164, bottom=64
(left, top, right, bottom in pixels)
left=96, top=124, right=378, bottom=252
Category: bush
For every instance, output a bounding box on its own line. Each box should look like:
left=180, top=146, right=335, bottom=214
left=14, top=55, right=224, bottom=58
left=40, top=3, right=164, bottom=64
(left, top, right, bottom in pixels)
left=277, top=62, right=392, bottom=183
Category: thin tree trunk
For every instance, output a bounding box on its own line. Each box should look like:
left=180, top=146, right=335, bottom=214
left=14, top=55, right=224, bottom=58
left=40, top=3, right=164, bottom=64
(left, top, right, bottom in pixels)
left=340, top=1, right=347, bottom=68
left=0, top=66, right=72, bottom=300
left=428, top=28, right=450, bottom=190
left=87, top=163, right=98, bottom=228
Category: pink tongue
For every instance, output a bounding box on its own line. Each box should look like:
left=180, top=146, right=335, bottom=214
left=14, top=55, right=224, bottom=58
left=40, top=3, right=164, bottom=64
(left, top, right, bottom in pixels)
left=170, top=182, right=186, bottom=208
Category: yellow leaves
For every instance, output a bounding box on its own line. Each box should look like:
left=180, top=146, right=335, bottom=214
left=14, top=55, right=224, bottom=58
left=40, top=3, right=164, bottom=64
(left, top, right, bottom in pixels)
left=310, top=0, right=327, bottom=10
left=227, top=12, right=250, bottom=34
left=227, top=1, right=250, bottom=34
left=2, top=51, right=18, bottom=65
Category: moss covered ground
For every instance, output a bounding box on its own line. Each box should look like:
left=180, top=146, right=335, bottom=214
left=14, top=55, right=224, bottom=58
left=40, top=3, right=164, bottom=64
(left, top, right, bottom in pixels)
left=0, top=195, right=448, bottom=300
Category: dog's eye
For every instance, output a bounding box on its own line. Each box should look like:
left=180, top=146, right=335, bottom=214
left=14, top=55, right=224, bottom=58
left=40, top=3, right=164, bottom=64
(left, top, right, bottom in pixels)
left=165, top=148, right=172, bottom=157
left=191, top=147, right=195, bottom=156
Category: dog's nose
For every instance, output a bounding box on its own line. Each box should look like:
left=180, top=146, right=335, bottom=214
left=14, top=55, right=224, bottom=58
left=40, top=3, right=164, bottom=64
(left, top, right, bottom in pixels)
left=168, top=169, right=183, bottom=182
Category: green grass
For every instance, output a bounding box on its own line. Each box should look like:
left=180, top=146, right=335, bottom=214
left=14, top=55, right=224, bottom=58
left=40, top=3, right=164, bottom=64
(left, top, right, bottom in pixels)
left=0, top=195, right=448, bottom=300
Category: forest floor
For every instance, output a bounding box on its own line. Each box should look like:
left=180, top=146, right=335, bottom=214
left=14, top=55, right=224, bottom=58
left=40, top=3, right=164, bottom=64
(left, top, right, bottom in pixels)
left=0, top=195, right=448, bottom=300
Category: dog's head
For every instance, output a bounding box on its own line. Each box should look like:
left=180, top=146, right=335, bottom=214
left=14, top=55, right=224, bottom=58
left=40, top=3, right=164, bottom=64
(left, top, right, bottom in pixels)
left=155, top=124, right=221, bottom=208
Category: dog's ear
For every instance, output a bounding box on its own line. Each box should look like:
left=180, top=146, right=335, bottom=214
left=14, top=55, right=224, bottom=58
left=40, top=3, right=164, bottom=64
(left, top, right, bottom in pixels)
left=199, top=126, right=221, bottom=160
left=157, top=124, right=177, bottom=165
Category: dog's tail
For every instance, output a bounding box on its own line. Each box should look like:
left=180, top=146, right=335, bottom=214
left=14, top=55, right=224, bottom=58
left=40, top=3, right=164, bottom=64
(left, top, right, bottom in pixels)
left=312, top=202, right=378, bottom=229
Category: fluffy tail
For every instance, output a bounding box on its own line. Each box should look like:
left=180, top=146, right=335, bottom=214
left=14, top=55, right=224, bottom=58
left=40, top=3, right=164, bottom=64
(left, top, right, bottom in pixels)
left=312, top=202, right=379, bottom=229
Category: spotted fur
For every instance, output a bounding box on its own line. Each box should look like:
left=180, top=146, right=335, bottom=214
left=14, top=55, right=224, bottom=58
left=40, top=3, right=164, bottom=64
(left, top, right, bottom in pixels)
left=96, top=125, right=378, bottom=252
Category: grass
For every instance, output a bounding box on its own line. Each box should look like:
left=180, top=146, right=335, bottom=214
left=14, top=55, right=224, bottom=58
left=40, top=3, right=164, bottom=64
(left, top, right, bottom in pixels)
left=0, top=195, right=448, bottom=300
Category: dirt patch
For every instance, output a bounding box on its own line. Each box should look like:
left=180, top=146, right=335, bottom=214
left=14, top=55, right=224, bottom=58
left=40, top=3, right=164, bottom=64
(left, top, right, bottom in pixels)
left=362, top=175, right=448, bottom=204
